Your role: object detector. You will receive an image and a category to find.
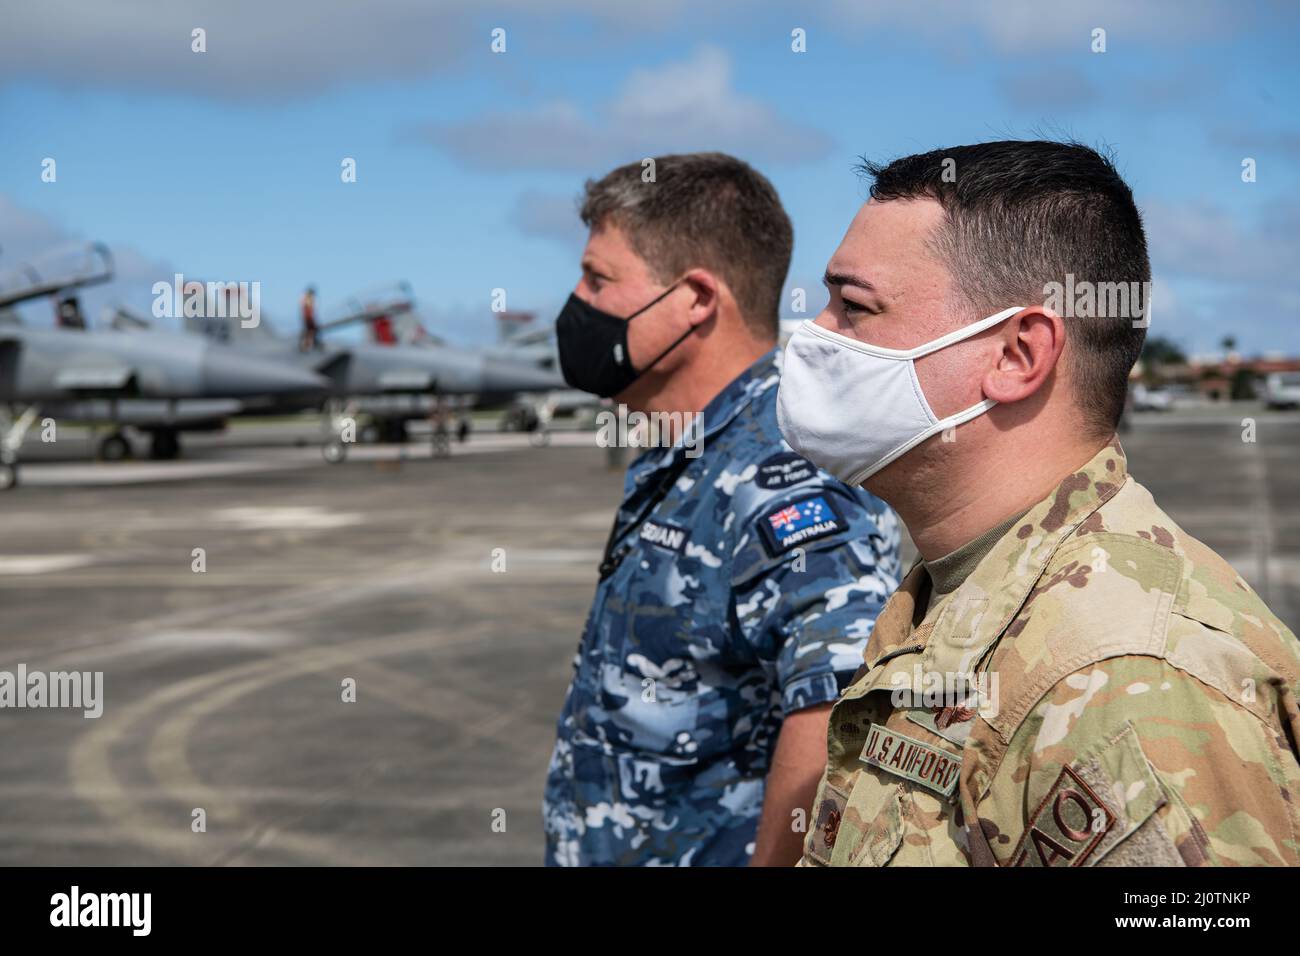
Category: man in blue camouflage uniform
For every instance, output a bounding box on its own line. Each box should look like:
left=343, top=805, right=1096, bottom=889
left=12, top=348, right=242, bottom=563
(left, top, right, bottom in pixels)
left=544, top=153, right=901, bottom=866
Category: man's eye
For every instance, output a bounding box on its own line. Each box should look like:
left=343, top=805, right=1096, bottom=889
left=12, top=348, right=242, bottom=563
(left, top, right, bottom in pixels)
left=841, top=297, right=874, bottom=316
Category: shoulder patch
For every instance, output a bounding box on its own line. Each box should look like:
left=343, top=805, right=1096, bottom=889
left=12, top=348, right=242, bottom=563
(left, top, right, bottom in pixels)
left=758, top=493, right=846, bottom=556
left=756, top=452, right=817, bottom=490
left=806, top=782, right=848, bottom=865
left=1011, top=765, right=1116, bottom=867
left=639, top=518, right=691, bottom=554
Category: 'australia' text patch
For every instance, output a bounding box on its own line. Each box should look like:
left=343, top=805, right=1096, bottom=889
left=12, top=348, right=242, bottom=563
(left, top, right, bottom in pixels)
left=758, top=494, right=844, bottom=556
left=640, top=519, right=691, bottom=554
left=859, top=722, right=962, bottom=799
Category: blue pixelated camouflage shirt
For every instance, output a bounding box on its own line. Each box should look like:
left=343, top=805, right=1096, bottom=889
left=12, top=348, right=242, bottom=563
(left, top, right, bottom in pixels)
left=543, top=348, right=901, bottom=866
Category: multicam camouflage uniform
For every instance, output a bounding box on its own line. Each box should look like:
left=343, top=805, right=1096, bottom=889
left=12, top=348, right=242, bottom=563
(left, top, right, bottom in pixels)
left=544, top=349, right=901, bottom=866
left=803, top=438, right=1300, bottom=867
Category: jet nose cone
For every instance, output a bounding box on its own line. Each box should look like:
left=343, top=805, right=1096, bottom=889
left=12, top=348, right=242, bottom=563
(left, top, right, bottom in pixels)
left=202, top=348, right=327, bottom=397
left=481, top=358, right=566, bottom=394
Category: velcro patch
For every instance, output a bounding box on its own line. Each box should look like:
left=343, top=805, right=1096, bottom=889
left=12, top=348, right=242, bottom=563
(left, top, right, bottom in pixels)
left=639, top=518, right=691, bottom=554
left=756, top=452, right=816, bottom=490
left=907, top=705, right=977, bottom=747
left=806, top=782, right=848, bottom=865
left=758, top=493, right=844, bottom=556
left=859, top=722, right=962, bottom=799
left=1011, top=765, right=1116, bottom=867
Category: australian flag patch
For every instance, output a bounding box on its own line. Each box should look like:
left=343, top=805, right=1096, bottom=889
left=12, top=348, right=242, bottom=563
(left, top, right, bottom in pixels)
left=758, top=493, right=845, bottom=556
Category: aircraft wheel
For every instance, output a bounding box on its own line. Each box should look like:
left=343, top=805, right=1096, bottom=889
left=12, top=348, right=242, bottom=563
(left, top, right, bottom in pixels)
left=530, top=429, right=551, bottom=448
left=0, top=462, right=17, bottom=491
left=385, top=419, right=410, bottom=444
left=99, top=433, right=132, bottom=462
left=322, top=439, right=347, bottom=464
left=149, top=429, right=182, bottom=460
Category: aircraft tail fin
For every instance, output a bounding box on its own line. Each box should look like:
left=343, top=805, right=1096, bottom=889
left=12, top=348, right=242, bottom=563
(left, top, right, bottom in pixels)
left=180, top=282, right=281, bottom=346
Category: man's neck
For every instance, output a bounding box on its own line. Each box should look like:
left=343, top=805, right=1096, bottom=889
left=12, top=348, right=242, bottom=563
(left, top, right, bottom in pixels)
left=899, top=438, right=1109, bottom=560
left=626, top=337, right=770, bottom=419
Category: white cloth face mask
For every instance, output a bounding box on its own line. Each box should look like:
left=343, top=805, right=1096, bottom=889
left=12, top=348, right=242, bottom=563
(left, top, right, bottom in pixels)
left=776, top=306, right=1024, bottom=485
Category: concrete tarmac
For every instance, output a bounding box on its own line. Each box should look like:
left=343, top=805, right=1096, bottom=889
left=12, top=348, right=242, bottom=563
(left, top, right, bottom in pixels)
left=0, top=407, right=1295, bottom=865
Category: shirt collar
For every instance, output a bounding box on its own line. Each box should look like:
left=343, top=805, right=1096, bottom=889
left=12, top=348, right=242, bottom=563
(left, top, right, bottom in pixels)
left=630, top=347, right=781, bottom=478
left=917, top=437, right=1130, bottom=679
left=858, top=438, right=1129, bottom=685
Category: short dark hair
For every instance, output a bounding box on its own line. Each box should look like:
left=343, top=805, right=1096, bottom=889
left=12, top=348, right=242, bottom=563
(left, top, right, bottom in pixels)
left=858, top=140, right=1150, bottom=435
left=580, top=152, right=793, bottom=339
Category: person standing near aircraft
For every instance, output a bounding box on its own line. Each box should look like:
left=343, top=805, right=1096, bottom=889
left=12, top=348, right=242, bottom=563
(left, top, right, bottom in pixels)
left=299, top=285, right=318, bottom=351
left=543, top=152, right=901, bottom=866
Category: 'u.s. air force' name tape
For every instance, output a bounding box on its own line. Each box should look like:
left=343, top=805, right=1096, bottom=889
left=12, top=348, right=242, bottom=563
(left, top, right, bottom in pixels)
left=640, top=519, right=691, bottom=554
left=859, top=722, right=962, bottom=799
left=758, top=493, right=844, bottom=556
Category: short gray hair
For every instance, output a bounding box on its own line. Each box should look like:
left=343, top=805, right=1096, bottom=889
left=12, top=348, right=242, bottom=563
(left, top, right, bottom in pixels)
left=580, top=152, right=793, bottom=338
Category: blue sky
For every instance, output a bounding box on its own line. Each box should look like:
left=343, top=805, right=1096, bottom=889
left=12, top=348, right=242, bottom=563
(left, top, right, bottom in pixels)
left=1, top=0, right=1297, bottom=356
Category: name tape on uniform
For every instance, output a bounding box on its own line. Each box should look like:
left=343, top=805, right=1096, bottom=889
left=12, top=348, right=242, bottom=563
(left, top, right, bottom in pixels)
left=859, top=722, right=962, bottom=799
left=639, top=519, right=691, bottom=554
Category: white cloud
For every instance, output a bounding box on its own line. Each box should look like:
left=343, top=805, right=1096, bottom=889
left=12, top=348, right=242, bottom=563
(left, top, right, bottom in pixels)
left=824, top=0, right=1245, bottom=54
left=509, top=191, right=586, bottom=247
left=0, top=0, right=473, bottom=99
left=0, top=0, right=1264, bottom=100
left=0, top=0, right=751, bottom=99
left=411, top=46, right=833, bottom=171
left=1143, top=199, right=1300, bottom=286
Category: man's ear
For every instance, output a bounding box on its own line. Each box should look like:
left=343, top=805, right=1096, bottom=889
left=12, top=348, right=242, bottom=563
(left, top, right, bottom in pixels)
left=981, top=307, right=1066, bottom=403
left=681, top=269, right=720, bottom=329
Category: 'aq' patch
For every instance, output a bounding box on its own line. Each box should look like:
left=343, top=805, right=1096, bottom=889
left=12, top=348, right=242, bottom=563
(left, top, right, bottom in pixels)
left=1011, top=766, right=1116, bottom=867
left=759, top=493, right=844, bottom=556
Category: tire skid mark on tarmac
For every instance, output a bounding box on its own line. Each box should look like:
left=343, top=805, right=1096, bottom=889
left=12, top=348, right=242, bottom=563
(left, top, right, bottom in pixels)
left=72, top=615, right=558, bottom=865
left=72, top=629, right=474, bottom=865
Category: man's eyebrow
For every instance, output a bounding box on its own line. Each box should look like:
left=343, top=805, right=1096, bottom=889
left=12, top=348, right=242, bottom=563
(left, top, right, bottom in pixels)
left=823, top=270, right=877, bottom=292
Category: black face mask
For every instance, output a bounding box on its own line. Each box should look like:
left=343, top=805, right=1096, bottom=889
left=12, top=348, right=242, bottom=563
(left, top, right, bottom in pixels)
left=554, top=282, right=696, bottom=397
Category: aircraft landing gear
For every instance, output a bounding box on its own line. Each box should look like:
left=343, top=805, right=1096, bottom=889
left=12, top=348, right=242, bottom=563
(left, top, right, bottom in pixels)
left=98, top=431, right=133, bottom=462
left=0, top=452, right=17, bottom=491
left=528, top=402, right=554, bottom=447
left=0, top=405, right=39, bottom=492
left=428, top=397, right=452, bottom=458
left=322, top=438, right=347, bottom=464
left=148, top=428, right=181, bottom=460
left=456, top=416, right=471, bottom=443
left=322, top=399, right=358, bottom=464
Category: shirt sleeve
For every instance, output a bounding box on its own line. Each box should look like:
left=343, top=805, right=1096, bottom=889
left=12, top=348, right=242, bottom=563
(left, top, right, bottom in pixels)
left=984, top=653, right=1300, bottom=867
left=731, top=483, right=901, bottom=716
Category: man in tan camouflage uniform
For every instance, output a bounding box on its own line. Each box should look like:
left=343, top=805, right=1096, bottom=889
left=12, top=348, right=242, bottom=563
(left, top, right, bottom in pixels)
left=777, top=140, right=1299, bottom=867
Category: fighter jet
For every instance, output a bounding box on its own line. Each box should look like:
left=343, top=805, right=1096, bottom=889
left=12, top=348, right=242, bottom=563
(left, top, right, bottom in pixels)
left=0, top=244, right=327, bottom=489
left=185, top=283, right=565, bottom=460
